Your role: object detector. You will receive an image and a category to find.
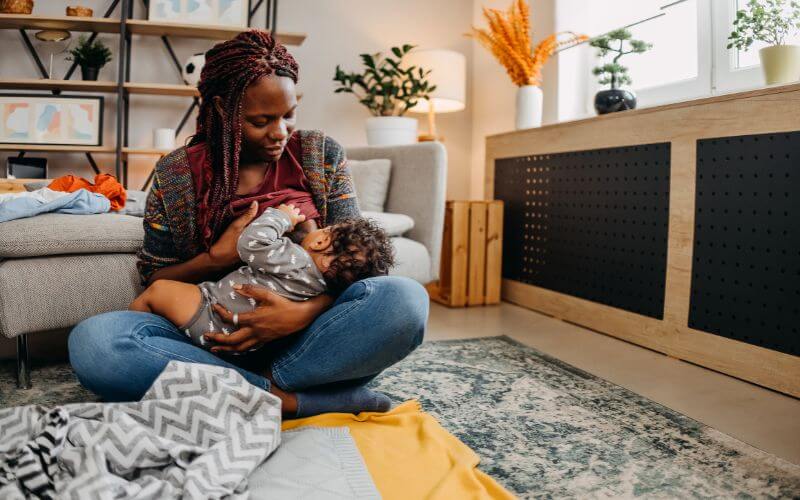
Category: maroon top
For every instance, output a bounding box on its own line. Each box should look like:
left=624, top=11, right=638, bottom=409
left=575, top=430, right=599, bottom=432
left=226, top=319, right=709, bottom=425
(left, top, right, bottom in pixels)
left=186, top=133, right=321, bottom=242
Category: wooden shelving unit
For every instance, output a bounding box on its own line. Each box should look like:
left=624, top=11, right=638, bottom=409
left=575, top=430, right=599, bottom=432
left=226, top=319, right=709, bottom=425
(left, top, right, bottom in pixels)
left=0, top=1, right=304, bottom=188
left=0, top=13, right=120, bottom=33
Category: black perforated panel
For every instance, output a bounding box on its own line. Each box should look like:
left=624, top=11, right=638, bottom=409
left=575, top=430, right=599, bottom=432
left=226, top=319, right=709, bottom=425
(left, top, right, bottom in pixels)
left=690, top=131, right=800, bottom=355
left=494, top=143, right=671, bottom=319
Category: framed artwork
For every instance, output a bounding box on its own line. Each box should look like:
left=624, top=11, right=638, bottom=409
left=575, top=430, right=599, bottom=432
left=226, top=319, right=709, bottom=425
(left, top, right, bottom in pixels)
left=0, top=94, right=104, bottom=146
left=148, top=0, right=248, bottom=27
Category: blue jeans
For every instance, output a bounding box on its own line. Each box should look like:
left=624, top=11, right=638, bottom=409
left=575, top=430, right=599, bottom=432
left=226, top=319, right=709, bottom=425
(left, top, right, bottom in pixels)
left=68, top=276, right=428, bottom=401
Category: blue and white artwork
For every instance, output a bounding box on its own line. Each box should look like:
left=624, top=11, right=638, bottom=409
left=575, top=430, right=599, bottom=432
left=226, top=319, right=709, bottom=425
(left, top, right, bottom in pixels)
left=149, top=0, right=246, bottom=27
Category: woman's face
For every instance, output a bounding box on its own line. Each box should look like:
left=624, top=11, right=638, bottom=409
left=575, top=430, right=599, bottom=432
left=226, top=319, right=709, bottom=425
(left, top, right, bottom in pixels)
left=239, top=74, right=298, bottom=163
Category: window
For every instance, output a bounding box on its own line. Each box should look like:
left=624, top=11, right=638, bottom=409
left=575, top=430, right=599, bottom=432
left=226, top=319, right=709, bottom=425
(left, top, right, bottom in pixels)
left=556, top=0, right=795, bottom=121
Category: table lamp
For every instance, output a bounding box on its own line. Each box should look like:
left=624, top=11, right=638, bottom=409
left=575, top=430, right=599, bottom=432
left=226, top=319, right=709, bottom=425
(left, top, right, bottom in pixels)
left=404, top=49, right=466, bottom=141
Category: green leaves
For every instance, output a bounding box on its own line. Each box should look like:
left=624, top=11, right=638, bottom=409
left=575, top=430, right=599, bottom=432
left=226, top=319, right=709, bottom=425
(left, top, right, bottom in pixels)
left=332, top=44, right=438, bottom=117
left=589, top=28, right=650, bottom=89
left=67, top=35, right=113, bottom=68
left=727, top=0, right=800, bottom=50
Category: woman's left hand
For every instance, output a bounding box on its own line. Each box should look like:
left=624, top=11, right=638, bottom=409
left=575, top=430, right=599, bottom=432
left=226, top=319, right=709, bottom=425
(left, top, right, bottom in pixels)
left=206, top=284, right=333, bottom=353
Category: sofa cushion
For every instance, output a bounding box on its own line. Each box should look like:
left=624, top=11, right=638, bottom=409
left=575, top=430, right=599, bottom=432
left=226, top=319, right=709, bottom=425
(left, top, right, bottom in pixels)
left=0, top=213, right=144, bottom=258
left=0, top=253, right=142, bottom=338
left=390, top=237, right=431, bottom=284
left=362, top=211, right=414, bottom=236
left=349, top=158, right=391, bottom=212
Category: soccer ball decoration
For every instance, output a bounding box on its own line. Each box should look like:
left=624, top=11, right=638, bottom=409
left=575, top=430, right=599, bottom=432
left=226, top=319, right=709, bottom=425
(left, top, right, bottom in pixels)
left=182, top=53, right=205, bottom=87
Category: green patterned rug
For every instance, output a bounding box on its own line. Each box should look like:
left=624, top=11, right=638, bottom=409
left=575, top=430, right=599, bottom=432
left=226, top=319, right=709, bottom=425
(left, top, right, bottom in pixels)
left=2, top=336, right=799, bottom=498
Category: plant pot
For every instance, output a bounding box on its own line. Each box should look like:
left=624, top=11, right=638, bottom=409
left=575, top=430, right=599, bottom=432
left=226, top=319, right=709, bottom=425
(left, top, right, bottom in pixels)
left=594, top=88, right=637, bottom=115
left=365, top=116, right=418, bottom=146
left=80, top=66, right=100, bottom=81
left=515, top=85, right=543, bottom=129
left=759, top=45, right=800, bottom=85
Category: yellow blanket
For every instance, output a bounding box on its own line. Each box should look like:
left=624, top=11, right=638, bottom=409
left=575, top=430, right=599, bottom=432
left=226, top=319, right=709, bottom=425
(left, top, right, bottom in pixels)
left=283, top=400, right=515, bottom=499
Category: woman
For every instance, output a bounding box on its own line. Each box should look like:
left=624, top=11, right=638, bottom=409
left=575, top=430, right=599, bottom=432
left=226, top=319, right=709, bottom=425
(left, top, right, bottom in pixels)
left=68, top=30, right=428, bottom=417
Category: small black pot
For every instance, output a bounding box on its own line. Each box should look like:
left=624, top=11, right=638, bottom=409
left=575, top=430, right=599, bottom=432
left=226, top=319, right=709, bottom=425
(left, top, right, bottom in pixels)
left=81, top=66, right=100, bottom=81
left=594, top=89, right=636, bottom=115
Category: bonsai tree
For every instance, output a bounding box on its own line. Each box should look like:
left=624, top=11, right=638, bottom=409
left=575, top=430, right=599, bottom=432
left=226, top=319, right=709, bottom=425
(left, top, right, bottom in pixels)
left=333, top=44, right=437, bottom=117
left=68, top=36, right=112, bottom=80
left=590, top=29, right=651, bottom=89
left=727, top=0, right=800, bottom=50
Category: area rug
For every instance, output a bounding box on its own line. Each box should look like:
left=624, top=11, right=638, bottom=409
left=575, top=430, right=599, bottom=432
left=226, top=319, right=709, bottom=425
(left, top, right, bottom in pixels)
left=2, top=336, right=799, bottom=498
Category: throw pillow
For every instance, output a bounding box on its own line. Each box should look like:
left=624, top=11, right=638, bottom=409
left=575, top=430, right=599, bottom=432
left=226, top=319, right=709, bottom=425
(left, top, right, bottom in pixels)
left=348, top=158, right=391, bottom=212
left=362, top=211, right=415, bottom=236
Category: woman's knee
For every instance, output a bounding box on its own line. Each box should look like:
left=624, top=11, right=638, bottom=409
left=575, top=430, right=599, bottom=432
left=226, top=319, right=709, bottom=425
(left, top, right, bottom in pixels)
left=361, top=276, right=429, bottom=351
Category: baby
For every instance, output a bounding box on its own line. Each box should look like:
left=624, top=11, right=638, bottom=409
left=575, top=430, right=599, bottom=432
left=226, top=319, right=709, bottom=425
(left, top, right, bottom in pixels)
left=130, top=203, right=394, bottom=350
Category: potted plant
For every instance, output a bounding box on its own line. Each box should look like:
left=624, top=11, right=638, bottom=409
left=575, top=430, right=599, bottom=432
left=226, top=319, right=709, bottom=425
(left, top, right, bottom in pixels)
left=333, top=44, right=436, bottom=146
left=68, top=36, right=112, bottom=81
left=590, top=29, right=651, bottom=115
left=727, top=0, right=800, bottom=85
left=468, top=0, right=586, bottom=129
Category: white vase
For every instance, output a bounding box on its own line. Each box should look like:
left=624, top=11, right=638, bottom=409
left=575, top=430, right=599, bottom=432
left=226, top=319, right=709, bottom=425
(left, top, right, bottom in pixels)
left=515, top=85, right=543, bottom=130
left=365, top=116, right=418, bottom=146
left=759, top=45, right=800, bottom=85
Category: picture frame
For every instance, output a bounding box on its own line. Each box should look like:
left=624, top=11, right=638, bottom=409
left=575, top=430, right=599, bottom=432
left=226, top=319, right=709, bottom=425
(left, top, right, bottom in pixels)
left=0, top=94, right=104, bottom=147
left=148, top=0, right=248, bottom=28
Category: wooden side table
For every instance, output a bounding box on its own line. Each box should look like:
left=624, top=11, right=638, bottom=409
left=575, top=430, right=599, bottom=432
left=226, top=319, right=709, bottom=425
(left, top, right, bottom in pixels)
left=427, top=200, right=504, bottom=307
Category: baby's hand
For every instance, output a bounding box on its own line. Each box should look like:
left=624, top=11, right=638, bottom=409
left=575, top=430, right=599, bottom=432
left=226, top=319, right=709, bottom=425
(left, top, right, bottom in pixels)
left=277, top=204, right=306, bottom=230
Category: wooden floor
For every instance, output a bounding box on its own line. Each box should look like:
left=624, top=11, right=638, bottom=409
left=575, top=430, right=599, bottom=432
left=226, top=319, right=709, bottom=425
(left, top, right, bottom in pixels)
left=426, top=301, right=800, bottom=465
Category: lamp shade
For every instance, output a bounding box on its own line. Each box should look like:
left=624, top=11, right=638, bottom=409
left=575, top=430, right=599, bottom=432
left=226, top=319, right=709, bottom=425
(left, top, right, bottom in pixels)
left=404, top=49, right=466, bottom=114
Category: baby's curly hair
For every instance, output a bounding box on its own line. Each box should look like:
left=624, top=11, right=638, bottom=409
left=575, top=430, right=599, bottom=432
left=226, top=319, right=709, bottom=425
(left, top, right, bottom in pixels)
left=323, top=218, right=395, bottom=294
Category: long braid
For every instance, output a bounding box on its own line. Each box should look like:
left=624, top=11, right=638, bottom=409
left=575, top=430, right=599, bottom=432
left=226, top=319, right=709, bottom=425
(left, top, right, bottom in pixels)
left=190, top=29, right=299, bottom=249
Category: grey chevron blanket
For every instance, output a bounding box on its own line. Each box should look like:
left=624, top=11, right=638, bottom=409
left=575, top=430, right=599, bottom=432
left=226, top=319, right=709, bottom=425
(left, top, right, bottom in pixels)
left=0, top=361, right=282, bottom=499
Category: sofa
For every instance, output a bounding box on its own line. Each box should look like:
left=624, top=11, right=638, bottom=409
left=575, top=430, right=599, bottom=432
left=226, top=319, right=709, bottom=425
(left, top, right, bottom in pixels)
left=0, top=141, right=446, bottom=388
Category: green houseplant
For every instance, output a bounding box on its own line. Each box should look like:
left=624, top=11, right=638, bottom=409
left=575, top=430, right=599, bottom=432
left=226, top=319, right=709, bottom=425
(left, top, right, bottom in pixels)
left=727, top=0, right=800, bottom=84
left=589, top=28, right=651, bottom=114
left=333, top=44, right=436, bottom=145
left=68, top=36, right=112, bottom=81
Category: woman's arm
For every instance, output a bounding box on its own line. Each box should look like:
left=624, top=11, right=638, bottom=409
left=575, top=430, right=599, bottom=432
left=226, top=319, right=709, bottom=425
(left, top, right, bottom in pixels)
left=323, top=136, right=360, bottom=225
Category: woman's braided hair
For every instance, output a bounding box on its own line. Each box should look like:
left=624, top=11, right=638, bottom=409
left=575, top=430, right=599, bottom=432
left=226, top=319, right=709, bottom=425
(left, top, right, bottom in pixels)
left=323, top=218, right=396, bottom=295
left=190, top=29, right=299, bottom=249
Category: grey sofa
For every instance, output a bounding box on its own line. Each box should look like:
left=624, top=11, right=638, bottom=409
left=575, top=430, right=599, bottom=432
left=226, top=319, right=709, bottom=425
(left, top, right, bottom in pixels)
left=0, top=142, right=446, bottom=388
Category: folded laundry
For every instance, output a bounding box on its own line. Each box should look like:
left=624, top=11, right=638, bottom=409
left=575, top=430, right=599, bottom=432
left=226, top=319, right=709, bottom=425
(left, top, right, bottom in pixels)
left=49, top=173, right=127, bottom=211
left=0, top=188, right=110, bottom=223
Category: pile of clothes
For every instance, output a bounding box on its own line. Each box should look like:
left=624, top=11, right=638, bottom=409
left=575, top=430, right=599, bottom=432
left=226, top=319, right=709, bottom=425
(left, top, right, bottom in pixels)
left=0, top=174, right=145, bottom=223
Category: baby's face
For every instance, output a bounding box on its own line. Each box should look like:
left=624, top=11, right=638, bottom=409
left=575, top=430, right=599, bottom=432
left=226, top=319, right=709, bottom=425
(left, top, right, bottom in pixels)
left=300, top=225, right=365, bottom=274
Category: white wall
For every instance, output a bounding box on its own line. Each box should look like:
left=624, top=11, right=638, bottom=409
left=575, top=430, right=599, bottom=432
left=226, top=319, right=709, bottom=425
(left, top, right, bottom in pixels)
left=0, top=0, right=475, bottom=197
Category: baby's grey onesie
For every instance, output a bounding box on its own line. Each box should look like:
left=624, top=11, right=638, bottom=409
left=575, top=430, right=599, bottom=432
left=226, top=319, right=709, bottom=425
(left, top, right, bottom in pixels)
left=181, top=207, right=327, bottom=349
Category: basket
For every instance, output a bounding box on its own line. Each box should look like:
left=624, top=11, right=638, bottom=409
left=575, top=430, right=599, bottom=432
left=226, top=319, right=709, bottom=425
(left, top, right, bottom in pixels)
left=66, top=5, right=93, bottom=16
left=0, top=0, right=34, bottom=14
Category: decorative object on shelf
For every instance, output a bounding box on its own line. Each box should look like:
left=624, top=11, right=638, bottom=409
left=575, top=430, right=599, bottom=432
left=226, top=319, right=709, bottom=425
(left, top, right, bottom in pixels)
left=34, top=30, right=71, bottom=79
left=590, top=28, right=651, bottom=115
left=0, top=94, right=104, bottom=146
left=153, top=127, right=175, bottom=150
left=67, top=35, right=112, bottom=81
left=6, top=156, right=47, bottom=179
left=426, top=200, right=504, bottom=307
left=727, top=0, right=800, bottom=85
left=0, top=0, right=33, bottom=14
left=182, top=52, right=206, bottom=86
left=66, top=5, right=93, bottom=17
left=149, top=0, right=247, bottom=28
left=403, top=49, right=466, bottom=142
left=333, top=44, right=437, bottom=146
left=468, top=0, right=586, bottom=129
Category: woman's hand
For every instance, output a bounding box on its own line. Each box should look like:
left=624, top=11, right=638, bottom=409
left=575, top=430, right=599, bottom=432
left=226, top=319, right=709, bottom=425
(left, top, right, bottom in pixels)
left=205, top=284, right=334, bottom=353
left=208, top=201, right=259, bottom=269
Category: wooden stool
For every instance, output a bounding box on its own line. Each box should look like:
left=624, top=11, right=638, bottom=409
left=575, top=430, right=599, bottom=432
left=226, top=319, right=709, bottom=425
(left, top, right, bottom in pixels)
left=427, top=200, right=503, bottom=307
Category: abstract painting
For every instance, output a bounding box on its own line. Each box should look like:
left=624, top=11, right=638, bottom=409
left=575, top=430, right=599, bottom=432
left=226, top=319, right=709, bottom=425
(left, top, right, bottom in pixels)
left=149, top=0, right=247, bottom=27
left=0, top=95, right=103, bottom=146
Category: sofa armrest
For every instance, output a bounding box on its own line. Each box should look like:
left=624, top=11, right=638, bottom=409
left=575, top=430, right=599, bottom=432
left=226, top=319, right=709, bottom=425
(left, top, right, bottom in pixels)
left=346, top=142, right=447, bottom=281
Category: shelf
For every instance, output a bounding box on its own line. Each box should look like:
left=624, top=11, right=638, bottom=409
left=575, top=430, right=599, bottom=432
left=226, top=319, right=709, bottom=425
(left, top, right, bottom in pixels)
left=0, top=144, right=115, bottom=153
left=122, top=147, right=171, bottom=156
left=124, top=82, right=199, bottom=97
left=126, top=19, right=305, bottom=44
left=0, top=78, right=118, bottom=93
left=0, top=13, right=120, bottom=33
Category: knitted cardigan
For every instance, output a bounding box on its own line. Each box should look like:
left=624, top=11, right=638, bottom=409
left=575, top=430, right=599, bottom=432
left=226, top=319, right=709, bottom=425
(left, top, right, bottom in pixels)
left=136, top=130, right=359, bottom=284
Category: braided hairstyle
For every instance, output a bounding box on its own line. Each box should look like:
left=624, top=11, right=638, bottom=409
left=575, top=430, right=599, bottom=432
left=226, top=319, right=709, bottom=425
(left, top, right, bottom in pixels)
left=191, top=29, right=299, bottom=249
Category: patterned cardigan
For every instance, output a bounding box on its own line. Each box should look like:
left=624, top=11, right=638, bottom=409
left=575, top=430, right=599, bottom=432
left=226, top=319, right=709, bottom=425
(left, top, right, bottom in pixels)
left=136, top=129, right=359, bottom=284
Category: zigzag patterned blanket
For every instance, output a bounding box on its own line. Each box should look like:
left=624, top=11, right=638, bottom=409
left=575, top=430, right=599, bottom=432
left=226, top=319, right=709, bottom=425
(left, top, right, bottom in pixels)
left=0, top=361, right=282, bottom=499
